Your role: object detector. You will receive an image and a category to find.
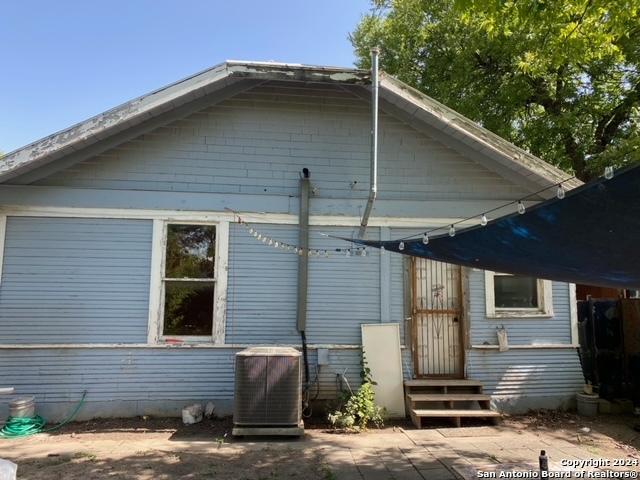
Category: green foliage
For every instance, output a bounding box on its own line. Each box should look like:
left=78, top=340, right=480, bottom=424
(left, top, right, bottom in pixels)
left=321, top=466, right=337, bottom=480
left=328, top=356, right=385, bottom=431
left=351, top=0, right=640, bottom=180
left=360, top=354, right=376, bottom=385
left=165, top=225, right=216, bottom=278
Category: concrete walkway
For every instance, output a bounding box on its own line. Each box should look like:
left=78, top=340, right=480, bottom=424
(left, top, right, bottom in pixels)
left=309, top=425, right=639, bottom=479
left=1, top=420, right=639, bottom=479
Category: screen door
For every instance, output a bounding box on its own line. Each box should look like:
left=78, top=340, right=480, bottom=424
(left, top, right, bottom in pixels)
left=411, top=258, right=464, bottom=377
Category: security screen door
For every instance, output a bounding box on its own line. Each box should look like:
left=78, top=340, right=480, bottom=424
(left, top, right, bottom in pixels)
left=411, top=258, right=464, bottom=378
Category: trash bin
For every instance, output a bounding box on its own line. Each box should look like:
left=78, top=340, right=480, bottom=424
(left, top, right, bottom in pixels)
left=576, top=393, right=599, bottom=416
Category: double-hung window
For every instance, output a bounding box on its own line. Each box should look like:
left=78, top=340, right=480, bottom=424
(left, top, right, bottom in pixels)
left=485, top=271, right=553, bottom=318
left=161, top=224, right=217, bottom=339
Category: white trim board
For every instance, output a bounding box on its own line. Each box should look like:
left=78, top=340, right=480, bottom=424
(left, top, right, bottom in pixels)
left=0, top=215, right=6, bottom=285
left=147, top=220, right=165, bottom=344
left=0, top=205, right=480, bottom=228
left=0, top=343, right=388, bottom=350
left=213, top=221, right=229, bottom=344
left=569, top=283, right=579, bottom=345
left=471, top=344, right=578, bottom=350
left=0, top=342, right=569, bottom=350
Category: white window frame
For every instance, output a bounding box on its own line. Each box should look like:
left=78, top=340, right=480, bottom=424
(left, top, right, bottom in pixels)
left=485, top=271, right=553, bottom=318
left=148, top=219, right=228, bottom=344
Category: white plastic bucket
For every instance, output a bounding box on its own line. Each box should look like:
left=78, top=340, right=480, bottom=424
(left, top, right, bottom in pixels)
left=576, top=393, right=598, bottom=416
left=0, top=459, right=17, bottom=480
left=9, top=396, right=35, bottom=418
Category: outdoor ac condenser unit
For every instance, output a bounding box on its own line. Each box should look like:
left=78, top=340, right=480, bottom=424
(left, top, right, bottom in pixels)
left=232, top=347, right=303, bottom=436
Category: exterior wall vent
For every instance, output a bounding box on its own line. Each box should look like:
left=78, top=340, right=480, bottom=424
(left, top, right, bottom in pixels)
left=233, top=347, right=302, bottom=431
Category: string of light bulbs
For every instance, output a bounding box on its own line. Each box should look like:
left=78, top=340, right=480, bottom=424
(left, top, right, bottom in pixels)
left=392, top=167, right=618, bottom=250
left=230, top=213, right=369, bottom=258
left=227, top=165, right=616, bottom=255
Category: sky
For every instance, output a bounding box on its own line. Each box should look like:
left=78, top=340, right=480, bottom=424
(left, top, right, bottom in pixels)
left=0, top=0, right=371, bottom=153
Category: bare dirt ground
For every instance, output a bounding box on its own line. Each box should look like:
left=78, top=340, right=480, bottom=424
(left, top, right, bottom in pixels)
left=505, top=409, right=640, bottom=454
left=0, top=411, right=639, bottom=479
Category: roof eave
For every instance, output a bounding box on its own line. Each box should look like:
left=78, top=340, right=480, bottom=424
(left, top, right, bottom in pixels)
left=0, top=62, right=580, bottom=190
left=0, top=61, right=370, bottom=182
left=379, top=73, right=583, bottom=190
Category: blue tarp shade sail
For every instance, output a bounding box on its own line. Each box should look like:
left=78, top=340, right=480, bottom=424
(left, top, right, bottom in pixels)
left=351, top=164, right=640, bottom=290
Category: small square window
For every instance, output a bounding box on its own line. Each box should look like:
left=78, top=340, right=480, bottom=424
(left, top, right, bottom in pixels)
left=494, top=275, right=538, bottom=309
left=485, top=271, right=553, bottom=318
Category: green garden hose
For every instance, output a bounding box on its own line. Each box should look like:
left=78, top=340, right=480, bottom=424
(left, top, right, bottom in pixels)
left=0, top=416, right=46, bottom=437
left=0, top=391, right=87, bottom=438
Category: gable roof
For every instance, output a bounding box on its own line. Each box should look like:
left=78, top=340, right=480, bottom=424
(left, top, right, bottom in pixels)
left=0, top=61, right=581, bottom=190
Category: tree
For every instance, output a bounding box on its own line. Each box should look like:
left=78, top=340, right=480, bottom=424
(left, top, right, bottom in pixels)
left=351, top=0, right=640, bottom=181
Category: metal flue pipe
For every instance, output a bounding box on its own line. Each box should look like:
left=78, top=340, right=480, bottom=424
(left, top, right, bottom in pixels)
left=358, top=47, right=380, bottom=238
left=297, top=168, right=310, bottom=333
left=297, top=168, right=311, bottom=392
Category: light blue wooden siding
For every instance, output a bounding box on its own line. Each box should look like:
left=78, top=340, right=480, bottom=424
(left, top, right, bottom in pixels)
left=467, top=349, right=583, bottom=399
left=312, top=348, right=413, bottom=400
left=311, top=349, right=362, bottom=400
left=468, top=269, right=573, bottom=346
left=35, top=82, right=527, bottom=202
left=306, top=226, right=381, bottom=344
left=0, top=217, right=152, bottom=344
left=226, top=223, right=386, bottom=345
left=0, top=346, right=412, bottom=419
left=0, top=348, right=237, bottom=403
left=226, top=223, right=299, bottom=344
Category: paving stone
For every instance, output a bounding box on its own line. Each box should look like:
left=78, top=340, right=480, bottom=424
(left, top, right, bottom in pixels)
left=350, top=449, right=394, bottom=480
left=416, top=467, right=457, bottom=480
left=539, top=437, right=580, bottom=449
left=402, top=429, right=446, bottom=443
left=556, top=446, right=598, bottom=460
left=492, top=447, right=537, bottom=463
left=321, top=447, right=363, bottom=480
left=377, top=453, right=424, bottom=480
left=437, top=427, right=501, bottom=438
left=537, top=446, right=582, bottom=463
left=400, top=447, right=446, bottom=471
left=454, top=462, right=539, bottom=480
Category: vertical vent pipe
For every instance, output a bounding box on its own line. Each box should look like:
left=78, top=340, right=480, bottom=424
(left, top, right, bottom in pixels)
left=358, top=46, right=380, bottom=238
left=297, top=168, right=311, bottom=392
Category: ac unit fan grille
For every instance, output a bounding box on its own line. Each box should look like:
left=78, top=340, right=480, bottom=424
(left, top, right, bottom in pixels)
left=234, top=349, right=301, bottom=426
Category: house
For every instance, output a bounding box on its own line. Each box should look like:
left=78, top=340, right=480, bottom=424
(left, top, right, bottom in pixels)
left=0, top=61, right=585, bottom=422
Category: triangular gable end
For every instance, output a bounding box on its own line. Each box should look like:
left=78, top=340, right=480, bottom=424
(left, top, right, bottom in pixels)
left=0, top=61, right=581, bottom=194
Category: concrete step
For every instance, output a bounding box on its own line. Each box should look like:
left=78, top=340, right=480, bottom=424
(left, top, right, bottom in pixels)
left=408, top=393, right=491, bottom=402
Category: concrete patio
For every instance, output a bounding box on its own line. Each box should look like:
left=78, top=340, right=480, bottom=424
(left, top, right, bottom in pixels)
left=0, top=414, right=639, bottom=479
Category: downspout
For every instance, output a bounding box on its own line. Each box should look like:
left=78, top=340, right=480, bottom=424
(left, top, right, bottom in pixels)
left=358, top=47, right=380, bottom=238
left=297, top=168, right=311, bottom=403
